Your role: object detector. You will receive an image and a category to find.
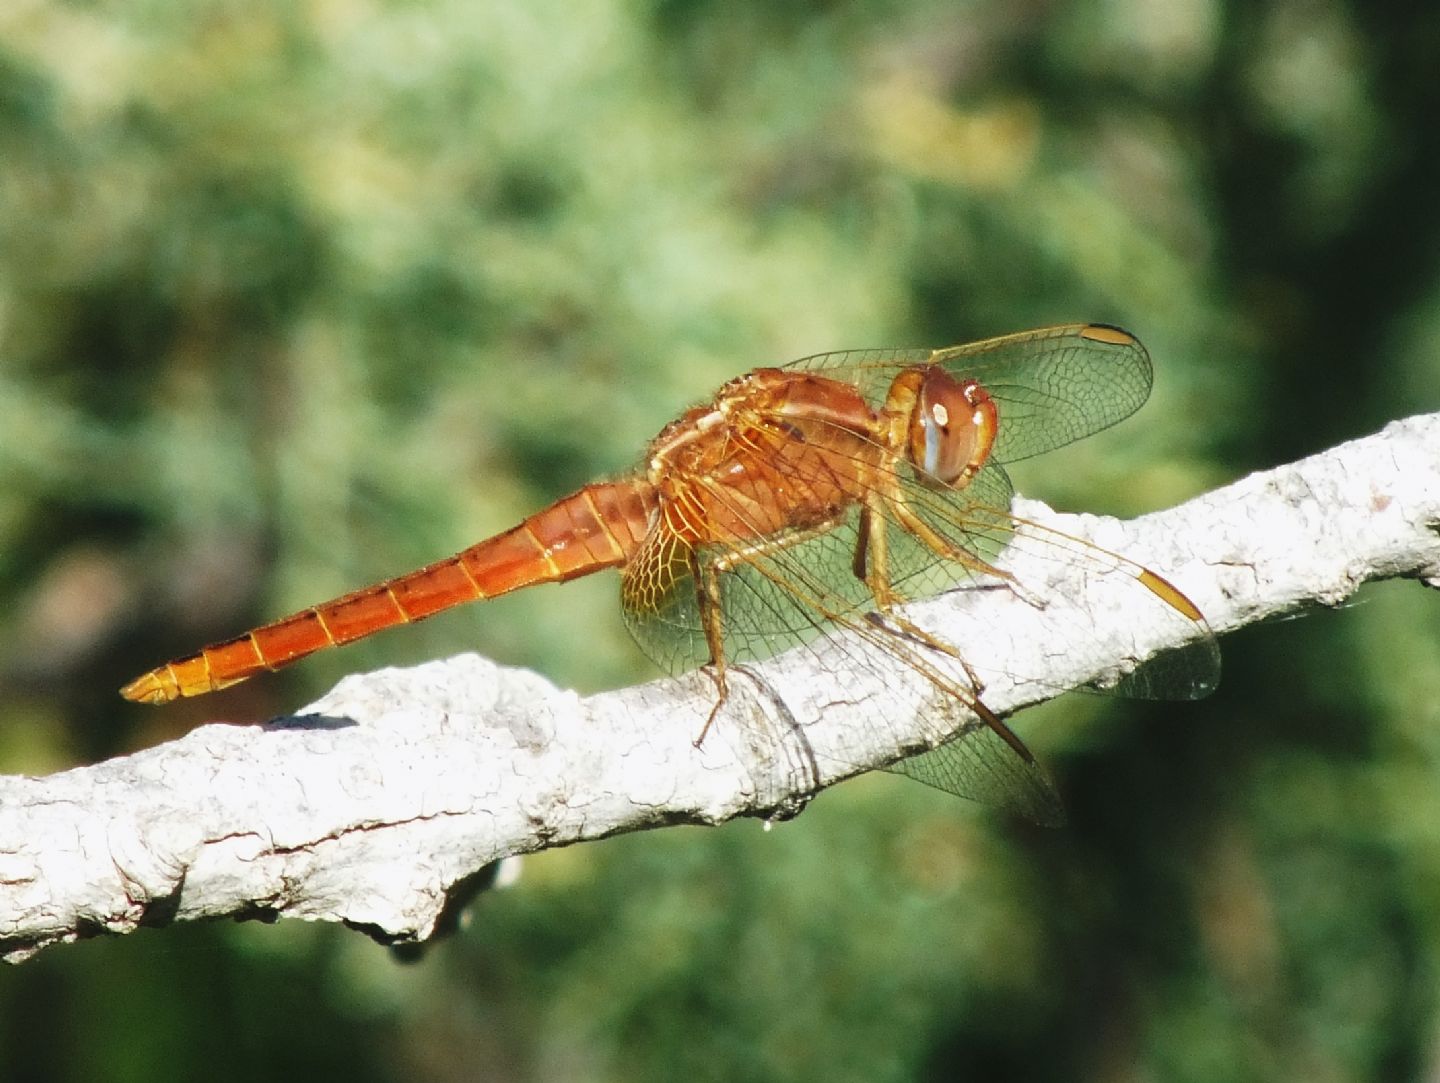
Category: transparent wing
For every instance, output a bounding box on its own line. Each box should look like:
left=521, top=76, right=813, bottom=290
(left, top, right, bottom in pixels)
left=620, top=484, right=1067, bottom=825
left=782, top=324, right=1153, bottom=465
left=619, top=419, right=1217, bottom=823
left=895, top=461, right=1220, bottom=702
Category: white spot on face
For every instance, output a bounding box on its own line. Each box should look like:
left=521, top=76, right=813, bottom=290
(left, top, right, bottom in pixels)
left=930, top=403, right=949, bottom=427
left=972, top=411, right=984, bottom=427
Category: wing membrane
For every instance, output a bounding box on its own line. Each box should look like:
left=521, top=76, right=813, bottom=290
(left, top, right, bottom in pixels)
left=672, top=521, right=1065, bottom=824
left=783, top=324, right=1152, bottom=464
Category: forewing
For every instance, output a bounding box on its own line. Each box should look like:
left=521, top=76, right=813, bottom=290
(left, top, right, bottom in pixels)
left=783, top=324, right=1153, bottom=464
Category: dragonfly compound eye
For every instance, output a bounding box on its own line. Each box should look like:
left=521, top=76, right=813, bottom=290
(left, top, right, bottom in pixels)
left=909, top=368, right=998, bottom=487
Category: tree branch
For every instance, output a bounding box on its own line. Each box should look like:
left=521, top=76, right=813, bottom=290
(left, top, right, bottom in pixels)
left=3, top=413, right=1438, bottom=964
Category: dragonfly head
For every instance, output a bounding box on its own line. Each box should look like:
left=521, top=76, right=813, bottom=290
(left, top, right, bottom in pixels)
left=908, top=367, right=998, bottom=488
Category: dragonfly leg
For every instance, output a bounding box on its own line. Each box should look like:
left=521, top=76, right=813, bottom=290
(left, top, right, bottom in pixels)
left=855, top=492, right=1036, bottom=757
left=693, top=513, right=852, bottom=746
left=692, top=549, right=730, bottom=748
left=861, top=610, right=987, bottom=693
left=711, top=513, right=850, bottom=576
left=889, top=492, right=1060, bottom=613
left=856, top=494, right=982, bottom=691
left=852, top=502, right=895, bottom=608
left=695, top=665, right=728, bottom=748
left=887, top=492, right=1061, bottom=610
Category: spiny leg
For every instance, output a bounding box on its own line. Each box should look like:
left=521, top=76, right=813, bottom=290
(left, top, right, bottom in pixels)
left=854, top=495, right=981, bottom=677
left=691, top=514, right=851, bottom=747
left=857, top=492, right=1034, bottom=762
left=887, top=492, right=1062, bottom=613
left=692, top=548, right=731, bottom=748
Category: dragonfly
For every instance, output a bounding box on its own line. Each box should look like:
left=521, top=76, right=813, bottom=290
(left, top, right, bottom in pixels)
left=122, top=324, right=1219, bottom=822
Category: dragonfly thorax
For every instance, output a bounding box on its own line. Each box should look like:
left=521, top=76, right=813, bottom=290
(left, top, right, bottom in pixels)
left=645, top=367, right=883, bottom=546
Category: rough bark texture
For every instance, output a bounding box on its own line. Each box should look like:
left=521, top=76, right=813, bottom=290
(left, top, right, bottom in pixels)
left=2, top=413, right=1438, bottom=964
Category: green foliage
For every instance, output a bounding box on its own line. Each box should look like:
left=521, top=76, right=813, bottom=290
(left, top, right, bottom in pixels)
left=3, top=1, right=1440, bottom=1080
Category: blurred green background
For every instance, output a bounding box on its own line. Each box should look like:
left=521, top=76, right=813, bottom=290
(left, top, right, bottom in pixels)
left=3, top=0, right=1440, bottom=1080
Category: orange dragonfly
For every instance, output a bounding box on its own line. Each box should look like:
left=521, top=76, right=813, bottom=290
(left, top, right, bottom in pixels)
left=123, top=324, right=1218, bottom=821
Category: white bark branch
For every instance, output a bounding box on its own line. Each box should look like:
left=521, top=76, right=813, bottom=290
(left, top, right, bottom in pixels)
left=3, top=413, right=1438, bottom=964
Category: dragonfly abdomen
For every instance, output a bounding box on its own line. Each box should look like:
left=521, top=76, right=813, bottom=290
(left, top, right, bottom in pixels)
left=120, top=480, right=657, bottom=704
